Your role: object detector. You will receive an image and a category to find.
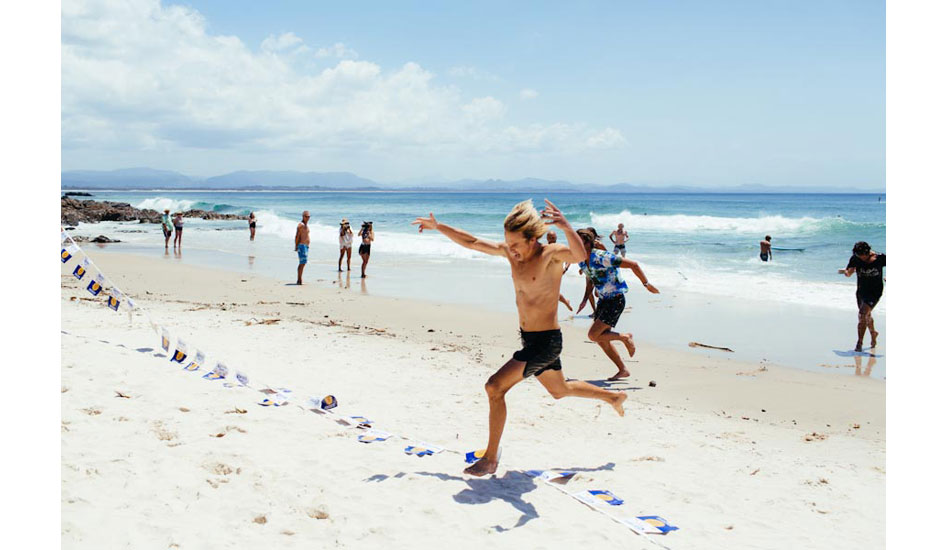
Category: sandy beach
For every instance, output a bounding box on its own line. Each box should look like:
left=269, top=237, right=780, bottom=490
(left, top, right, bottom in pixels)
left=61, top=251, right=884, bottom=549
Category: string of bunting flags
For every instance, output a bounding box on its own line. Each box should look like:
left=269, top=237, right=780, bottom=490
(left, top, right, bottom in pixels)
left=59, top=227, right=678, bottom=545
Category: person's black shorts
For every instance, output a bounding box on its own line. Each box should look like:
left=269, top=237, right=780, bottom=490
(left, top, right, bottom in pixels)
left=593, top=293, right=626, bottom=327
left=760, top=252, right=769, bottom=261
left=857, top=292, right=881, bottom=310
left=162, top=227, right=171, bottom=238
left=513, top=329, right=563, bottom=378
left=359, top=244, right=371, bottom=255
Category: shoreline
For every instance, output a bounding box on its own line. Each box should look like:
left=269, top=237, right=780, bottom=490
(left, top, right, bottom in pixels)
left=78, top=237, right=887, bottom=379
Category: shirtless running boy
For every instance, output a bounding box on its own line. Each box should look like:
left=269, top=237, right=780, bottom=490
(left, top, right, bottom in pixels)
left=413, top=199, right=626, bottom=477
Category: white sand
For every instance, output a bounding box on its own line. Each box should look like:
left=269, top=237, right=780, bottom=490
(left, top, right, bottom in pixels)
left=62, top=252, right=884, bottom=549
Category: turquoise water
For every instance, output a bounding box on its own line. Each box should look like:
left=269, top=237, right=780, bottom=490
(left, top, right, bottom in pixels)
left=67, top=191, right=886, bottom=377
left=81, top=191, right=886, bottom=310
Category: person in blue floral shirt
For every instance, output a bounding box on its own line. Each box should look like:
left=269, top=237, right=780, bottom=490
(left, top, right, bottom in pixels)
left=577, top=227, right=660, bottom=380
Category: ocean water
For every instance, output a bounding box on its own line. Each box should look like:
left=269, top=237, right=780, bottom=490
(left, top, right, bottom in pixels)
left=66, top=190, right=887, bottom=377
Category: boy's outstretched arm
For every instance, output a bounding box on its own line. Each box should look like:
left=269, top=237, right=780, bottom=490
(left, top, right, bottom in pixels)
left=412, top=213, right=506, bottom=256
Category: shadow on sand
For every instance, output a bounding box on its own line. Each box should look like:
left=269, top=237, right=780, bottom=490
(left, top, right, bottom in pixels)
left=364, top=462, right=615, bottom=532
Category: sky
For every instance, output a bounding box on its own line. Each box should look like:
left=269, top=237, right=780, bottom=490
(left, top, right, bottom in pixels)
left=61, top=0, right=885, bottom=188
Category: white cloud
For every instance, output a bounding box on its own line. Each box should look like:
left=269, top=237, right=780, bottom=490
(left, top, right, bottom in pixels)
left=62, top=0, right=624, bottom=160
left=447, top=65, right=500, bottom=82
left=314, top=42, right=358, bottom=59
left=261, top=32, right=303, bottom=52
left=519, top=88, right=539, bottom=100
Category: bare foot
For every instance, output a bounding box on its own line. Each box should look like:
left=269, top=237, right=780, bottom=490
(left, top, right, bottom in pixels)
left=870, top=331, right=879, bottom=348
left=620, top=333, right=636, bottom=357
left=608, top=369, right=631, bottom=381
left=463, top=457, right=498, bottom=477
left=610, top=392, right=627, bottom=416
left=854, top=341, right=863, bottom=353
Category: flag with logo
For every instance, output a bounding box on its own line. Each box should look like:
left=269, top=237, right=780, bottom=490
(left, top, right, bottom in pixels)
left=107, top=289, right=122, bottom=311
left=73, top=258, right=90, bottom=280
left=61, top=244, right=79, bottom=263
left=203, top=362, right=228, bottom=380
left=86, top=274, right=104, bottom=296
left=183, top=350, right=205, bottom=372
left=160, top=327, right=170, bottom=352
left=170, top=339, right=188, bottom=363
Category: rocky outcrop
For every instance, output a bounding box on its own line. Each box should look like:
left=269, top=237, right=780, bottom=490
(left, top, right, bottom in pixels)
left=71, top=235, right=122, bottom=243
left=61, top=197, right=244, bottom=226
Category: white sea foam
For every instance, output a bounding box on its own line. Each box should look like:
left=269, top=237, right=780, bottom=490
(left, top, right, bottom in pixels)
left=134, top=197, right=199, bottom=212
left=589, top=210, right=850, bottom=235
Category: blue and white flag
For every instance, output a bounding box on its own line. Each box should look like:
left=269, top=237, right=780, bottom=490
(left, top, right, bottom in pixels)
left=107, top=289, right=122, bottom=311
left=465, top=449, right=487, bottom=464
left=235, top=371, right=249, bottom=387
left=86, top=274, right=104, bottom=296
left=170, top=339, right=188, bottom=363
left=203, top=362, right=228, bottom=380
left=61, top=244, right=79, bottom=263
left=619, top=516, right=679, bottom=535
left=160, top=327, right=170, bottom=352
left=73, top=258, right=90, bottom=280
left=357, top=429, right=392, bottom=444
left=572, top=489, right=624, bottom=508
left=183, top=350, right=205, bottom=372
left=61, top=229, right=69, bottom=243
left=404, top=442, right=444, bottom=457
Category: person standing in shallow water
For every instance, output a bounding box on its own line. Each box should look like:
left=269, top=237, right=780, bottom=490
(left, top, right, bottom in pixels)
left=413, top=199, right=626, bottom=477
left=248, top=212, right=257, bottom=241
left=358, top=221, right=374, bottom=278
left=338, top=219, right=353, bottom=272
left=173, top=212, right=184, bottom=249
left=294, top=211, right=310, bottom=285
left=839, top=241, right=885, bottom=352
left=760, top=235, right=772, bottom=262
left=161, top=208, right=173, bottom=250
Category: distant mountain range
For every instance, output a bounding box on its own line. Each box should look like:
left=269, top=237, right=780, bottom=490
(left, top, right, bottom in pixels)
left=61, top=168, right=885, bottom=194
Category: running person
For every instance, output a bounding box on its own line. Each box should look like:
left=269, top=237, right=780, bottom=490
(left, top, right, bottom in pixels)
left=577, top=228, right=660, bottom=380
left=609, top=223, right=629, bottom=257
left=294, top=211, right=310, bottom=285
left=413, top=199, right=626, bottom=477
left=838, top=241, right=885, bottom=351
left=358, top=221, right=374, bottom=278
left=576, top=228, right=608, bottom=315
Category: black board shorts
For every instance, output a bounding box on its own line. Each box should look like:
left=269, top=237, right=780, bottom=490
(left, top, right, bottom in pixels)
left=857, top=292, right=882, bottom=310
left=359, top=244, right=371, bottom=255
left=594, top=293, right=626, bottom=328
left=513, top=329, right=563, bottom=378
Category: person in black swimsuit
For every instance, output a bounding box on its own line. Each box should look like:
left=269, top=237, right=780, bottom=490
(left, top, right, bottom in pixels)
left=248, top=212, right=256, bottom=241
left=839, top=241, right=885, bottom=352
left=358, top=221, right=374, bottom=278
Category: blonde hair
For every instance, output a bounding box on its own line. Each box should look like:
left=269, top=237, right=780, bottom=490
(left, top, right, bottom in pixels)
left=504, top=200, right=547, bottom=240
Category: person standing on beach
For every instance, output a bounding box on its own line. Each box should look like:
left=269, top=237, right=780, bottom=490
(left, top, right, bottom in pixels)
left=577, top=227, right=660, bottom=380
left=838, top=241, right=885, bottom=352
left=173, top=212, right=184, bottom=249
left=338, top=218, right=353, bottom=272
left=358, top=221, right=374, bottom=278
left=294, top=211, right=310, bottom=285
left=161, top=208, right=174, bottom=250
left=760, top=235, right=772, bottom=262
left=248, top=212, right=257, bottom=241
left=609, top=223, right=629, bottom=257
left=413, top=199, right=627, bottom=477
left=546, top=231, right=573, bottom=311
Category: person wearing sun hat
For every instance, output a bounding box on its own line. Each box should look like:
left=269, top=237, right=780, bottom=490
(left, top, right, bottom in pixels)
left=338, top=218, right=353, bottom=271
